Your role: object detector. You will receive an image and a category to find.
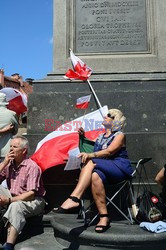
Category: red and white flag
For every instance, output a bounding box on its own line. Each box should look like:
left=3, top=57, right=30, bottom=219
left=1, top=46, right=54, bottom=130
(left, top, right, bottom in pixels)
left=31, top=106, right=108, bottom=172
left=65, top=49, right=92, bottom=81
left=0, top=87, right=27, bottom=115
left=75, top=95, right=91, bottom=109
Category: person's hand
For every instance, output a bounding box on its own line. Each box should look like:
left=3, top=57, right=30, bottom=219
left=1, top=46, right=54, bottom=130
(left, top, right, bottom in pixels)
left=4, top=149, right=15, bottom=165
left=0, top=195, right=9, bottom=206
left=78, top=152, right=90, bottom=164
left=0, top=123, right=14, bottom=133
left=7, top=123, right=14, bottom=132
left=78, top=127, right=85, bottom=137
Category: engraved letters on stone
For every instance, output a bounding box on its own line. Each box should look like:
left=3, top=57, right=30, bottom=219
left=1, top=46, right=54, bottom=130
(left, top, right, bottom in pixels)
left=75, top=0, right=148, bottom=53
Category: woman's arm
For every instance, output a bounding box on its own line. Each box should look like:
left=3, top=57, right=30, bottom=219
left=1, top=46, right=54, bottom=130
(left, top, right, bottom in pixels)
left=79, top=133, right=125, bottom=163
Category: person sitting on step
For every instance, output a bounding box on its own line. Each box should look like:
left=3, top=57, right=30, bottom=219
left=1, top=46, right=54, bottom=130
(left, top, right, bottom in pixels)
left=0, top=136, right=45, bottom=250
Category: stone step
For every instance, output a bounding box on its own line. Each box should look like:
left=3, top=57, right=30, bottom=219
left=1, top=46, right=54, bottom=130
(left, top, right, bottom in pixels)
left=1, top=212, right=166, bottom=250
left=50, top=213, right=166, bottom=250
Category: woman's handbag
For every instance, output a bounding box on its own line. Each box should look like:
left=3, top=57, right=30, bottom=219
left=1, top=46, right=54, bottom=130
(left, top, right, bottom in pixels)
left=135, top=190, right=164, bottom=223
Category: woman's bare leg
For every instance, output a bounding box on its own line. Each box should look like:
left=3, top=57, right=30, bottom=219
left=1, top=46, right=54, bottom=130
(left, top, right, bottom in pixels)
left=91, top=172, right=109, bottom=229
left=60, top=160, right=96, bottom=209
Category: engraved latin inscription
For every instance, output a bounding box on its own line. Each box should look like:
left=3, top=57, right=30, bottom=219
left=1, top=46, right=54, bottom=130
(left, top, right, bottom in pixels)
left=75, top=0, right=148, bottom=53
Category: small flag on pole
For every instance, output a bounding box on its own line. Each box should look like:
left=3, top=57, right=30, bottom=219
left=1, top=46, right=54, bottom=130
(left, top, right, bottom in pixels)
left=65, top=49, right=92, bottom=81
left=75, top=95, right=91, bottom=109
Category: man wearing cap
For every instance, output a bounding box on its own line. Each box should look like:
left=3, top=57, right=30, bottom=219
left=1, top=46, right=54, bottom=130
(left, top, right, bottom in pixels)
left=0, top=93, right=18, bottom=162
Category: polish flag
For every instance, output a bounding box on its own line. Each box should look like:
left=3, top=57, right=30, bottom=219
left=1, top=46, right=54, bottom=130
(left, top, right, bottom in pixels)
left=65, top=49, right=92, bottom=81
left=31, top=106, right=108, bottom=172
left=0, top=87, right=27, bottom=115
left=75, top=95, right=91, bottom=109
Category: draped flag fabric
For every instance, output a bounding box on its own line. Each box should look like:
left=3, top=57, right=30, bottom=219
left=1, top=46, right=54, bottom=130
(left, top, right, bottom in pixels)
left=64, top=49, right=92, bottom=81
left=75, top=95, right=91, bottom=109
left=0, top=87, right=27, bottom=115
left=31, top=106, right=108, bottom=172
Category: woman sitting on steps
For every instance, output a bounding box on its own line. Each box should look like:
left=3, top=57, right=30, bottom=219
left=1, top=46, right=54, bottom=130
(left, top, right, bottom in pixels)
left=53, top=108, right=133, bottom=233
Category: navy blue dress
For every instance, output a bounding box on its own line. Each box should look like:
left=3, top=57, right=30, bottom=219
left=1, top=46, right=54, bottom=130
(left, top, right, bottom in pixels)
left=92, top=131, right=133, bottom=184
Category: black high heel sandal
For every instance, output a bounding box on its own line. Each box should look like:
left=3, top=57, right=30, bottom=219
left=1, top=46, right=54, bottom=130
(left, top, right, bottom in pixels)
left=95, top=214, right=111, bottom=233
left=53, top=196, right=81, bottom=214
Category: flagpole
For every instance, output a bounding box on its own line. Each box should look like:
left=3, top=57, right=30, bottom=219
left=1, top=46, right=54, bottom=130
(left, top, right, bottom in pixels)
left=87, top=80, right=105, bottom=118
left=87, top=80, right=102, bottom=109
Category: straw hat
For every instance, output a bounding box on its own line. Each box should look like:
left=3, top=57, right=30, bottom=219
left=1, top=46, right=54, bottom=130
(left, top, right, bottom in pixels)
left=0, top=92, right=9, bottom=105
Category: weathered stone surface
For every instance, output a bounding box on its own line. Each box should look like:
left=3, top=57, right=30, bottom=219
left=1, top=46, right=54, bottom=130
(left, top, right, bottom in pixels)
left=75, top=0, right=148, bottom=53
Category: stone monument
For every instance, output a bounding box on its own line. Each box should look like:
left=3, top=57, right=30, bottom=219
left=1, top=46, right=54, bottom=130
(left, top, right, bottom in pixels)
left=27, top=0, right=166, bottom=207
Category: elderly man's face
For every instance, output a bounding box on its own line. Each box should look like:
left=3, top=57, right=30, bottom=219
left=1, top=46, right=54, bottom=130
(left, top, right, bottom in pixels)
left=10, top=138, right=26, bottom=160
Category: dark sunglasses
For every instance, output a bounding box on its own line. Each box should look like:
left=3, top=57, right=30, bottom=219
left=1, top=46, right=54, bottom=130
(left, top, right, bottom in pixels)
left=107, top=113, right=114, bottom=119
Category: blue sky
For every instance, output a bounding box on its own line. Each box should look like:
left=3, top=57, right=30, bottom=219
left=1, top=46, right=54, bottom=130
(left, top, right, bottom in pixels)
left=0, top=0, right=53, bottom=80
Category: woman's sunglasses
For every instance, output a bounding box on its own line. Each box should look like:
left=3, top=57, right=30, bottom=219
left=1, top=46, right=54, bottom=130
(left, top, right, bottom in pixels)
left=107, top=113, right=114, bottom=119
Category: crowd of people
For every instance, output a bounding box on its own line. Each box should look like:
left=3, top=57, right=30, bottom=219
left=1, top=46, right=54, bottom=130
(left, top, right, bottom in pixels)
left=0, top=92, right=165, bottom=248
